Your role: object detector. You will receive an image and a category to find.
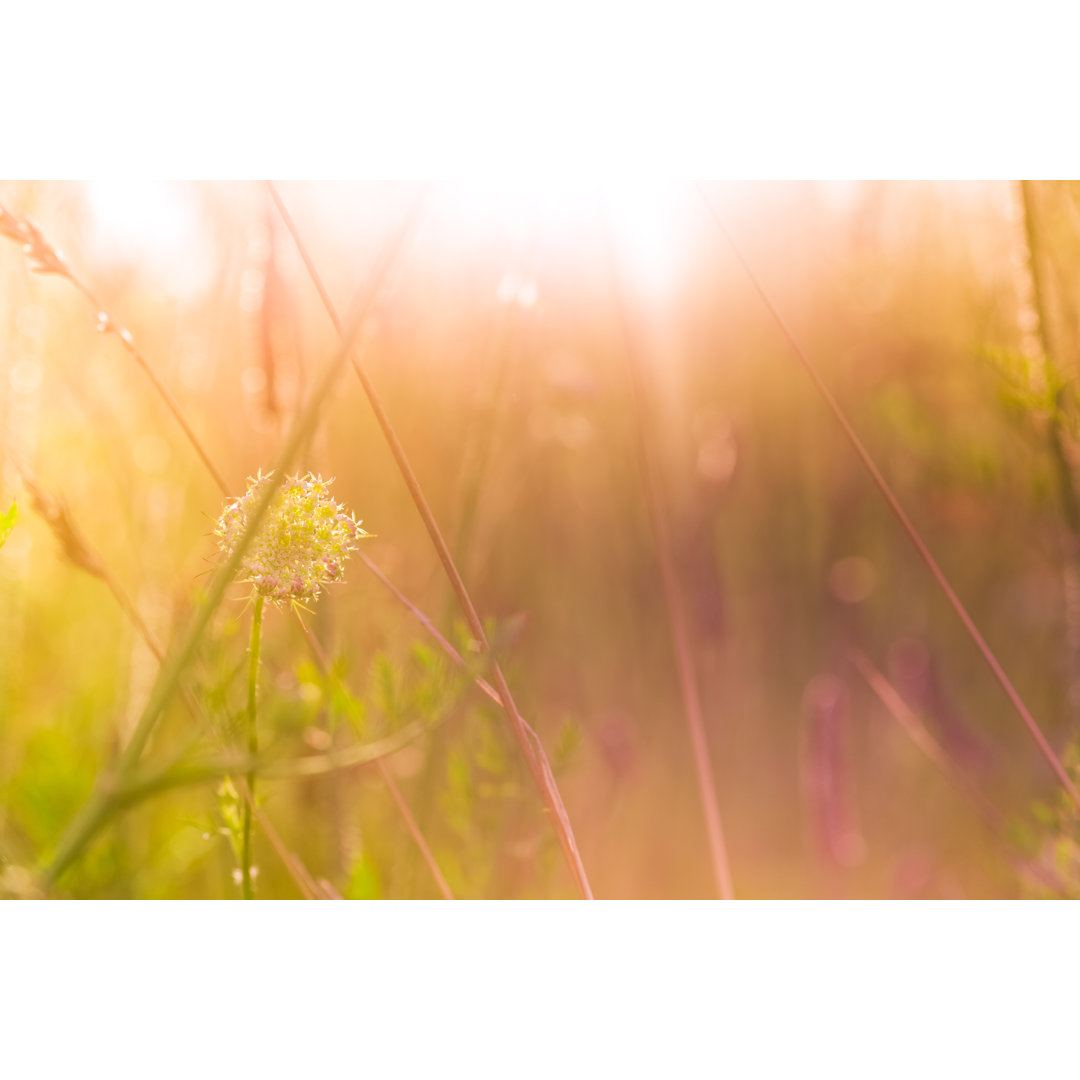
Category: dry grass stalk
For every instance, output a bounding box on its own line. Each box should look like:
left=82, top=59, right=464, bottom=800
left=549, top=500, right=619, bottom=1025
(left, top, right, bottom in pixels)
left=0, top=200, right=230, bottom=496
left=267, top=181, right=593, bottom=900
left=851, top=647, right=1066, bottom=894
left=605, top=225, right=735, bottom=900
left=697, top=182, right=1080, bottom=814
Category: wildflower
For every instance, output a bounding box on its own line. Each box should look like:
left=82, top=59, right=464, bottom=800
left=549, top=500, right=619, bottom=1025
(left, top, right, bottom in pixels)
left=215, top=471, right=369, bottom=604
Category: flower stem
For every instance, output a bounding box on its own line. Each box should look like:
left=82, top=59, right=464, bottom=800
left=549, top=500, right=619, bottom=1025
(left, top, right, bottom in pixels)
left=241, top=595, right=265, bottom=900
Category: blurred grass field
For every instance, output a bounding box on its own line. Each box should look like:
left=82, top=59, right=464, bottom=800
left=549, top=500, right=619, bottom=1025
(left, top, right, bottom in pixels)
left=2, top=179, right=1079, bottom=899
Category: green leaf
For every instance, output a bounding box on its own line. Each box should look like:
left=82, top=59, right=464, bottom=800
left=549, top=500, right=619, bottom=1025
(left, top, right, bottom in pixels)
left=0, top=499, right=16, bottom=549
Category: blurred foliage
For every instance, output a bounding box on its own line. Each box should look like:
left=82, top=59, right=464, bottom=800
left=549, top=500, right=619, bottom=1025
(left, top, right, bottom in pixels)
left=0, top=499, right=15, bottom=548
left=1026, top=743, right=1080, bottom=898
left=3, top=180, right=1080, bottom=898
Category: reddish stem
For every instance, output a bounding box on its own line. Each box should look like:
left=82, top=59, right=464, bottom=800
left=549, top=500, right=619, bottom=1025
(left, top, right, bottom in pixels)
left=696, top=183, right=1080, bottom=814
left=269, top=182, right=593, bottom=899
left=605, top=225, right=735, bottom=900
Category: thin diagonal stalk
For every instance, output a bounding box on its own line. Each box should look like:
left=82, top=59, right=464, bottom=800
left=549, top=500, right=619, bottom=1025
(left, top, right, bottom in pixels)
left=0, top=201, right=229, bottom=496
left=850, top=647, right=1067, bottom=895
left=358, top=552, right=502, bottom=708
left=69, top=277, right=231, bottom=497
left=109, top=717, right=444, bottom=807
left=268, top=181, right=593, bottom=899
left=41, top=197, right=423, bottom=886
left=604, top=227, right=735, bottom=900
left=293, top=608, right=454, bottom=899
left=12, top=459, right=167, bottom=665
left=696, top=182, right=1080, bottom=813
left=849, top=648, right=1004, bottom=833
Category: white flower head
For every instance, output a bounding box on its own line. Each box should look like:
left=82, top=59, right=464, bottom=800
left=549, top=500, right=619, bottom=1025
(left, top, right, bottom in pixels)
left=215, top=471, right=369, bottom=604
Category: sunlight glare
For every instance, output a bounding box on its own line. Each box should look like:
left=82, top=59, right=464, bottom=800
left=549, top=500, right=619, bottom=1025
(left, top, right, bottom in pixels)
left=83, top=181, right=214, bottom=297
left=602, top=181, right=691, bottom=297
left=439, top=179, right=691, bottom=297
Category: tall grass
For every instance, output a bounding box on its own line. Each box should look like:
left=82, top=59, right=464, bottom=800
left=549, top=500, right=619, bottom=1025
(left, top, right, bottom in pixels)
left=605, top=222, right=734, bottom=899
left=3, top=189, right=443, bottom=893
left=266, top=181, right=592, bottom=898
left=1, top=184, right=592, bottom=898
left=2, top=180, right=1079, bottom=898
left=696, top=182, right=1080, bottom=813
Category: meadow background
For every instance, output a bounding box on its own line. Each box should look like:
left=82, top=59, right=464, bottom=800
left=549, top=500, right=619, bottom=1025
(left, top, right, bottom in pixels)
left=2, top=179, right=1078, bottom=899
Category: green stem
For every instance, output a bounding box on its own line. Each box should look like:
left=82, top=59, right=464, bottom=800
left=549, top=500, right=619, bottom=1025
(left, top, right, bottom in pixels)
left=241, top=595, right=265, bottom=900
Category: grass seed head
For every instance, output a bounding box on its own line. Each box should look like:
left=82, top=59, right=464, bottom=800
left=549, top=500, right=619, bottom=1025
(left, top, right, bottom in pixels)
left=0, top=205, right=70, bottom=277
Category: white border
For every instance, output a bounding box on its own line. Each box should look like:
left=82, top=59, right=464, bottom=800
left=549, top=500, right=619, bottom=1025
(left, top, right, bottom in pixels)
left=4, top=903, right=1078, bottom=1076
left=5, top=3, right=1080, bottom=176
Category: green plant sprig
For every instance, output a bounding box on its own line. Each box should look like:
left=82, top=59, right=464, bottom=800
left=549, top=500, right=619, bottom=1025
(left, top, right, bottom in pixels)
left=217, top=470, right=370, bottom=897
